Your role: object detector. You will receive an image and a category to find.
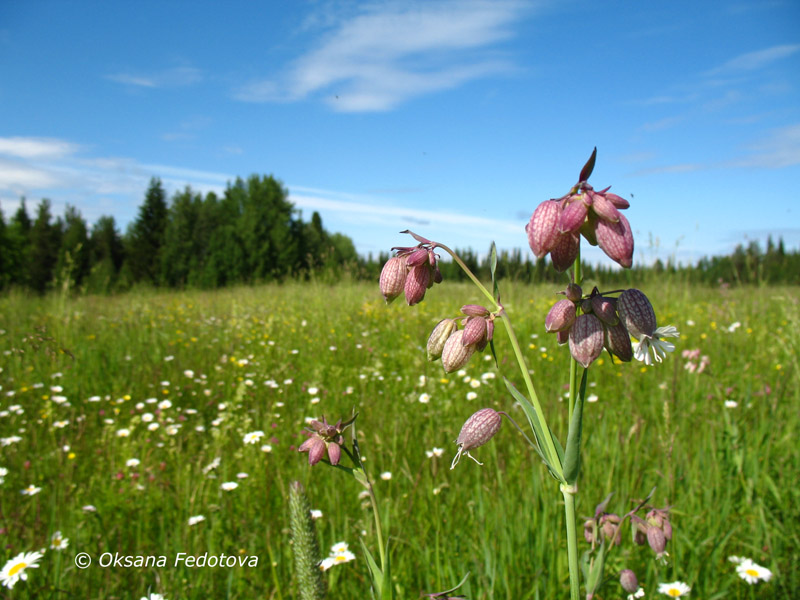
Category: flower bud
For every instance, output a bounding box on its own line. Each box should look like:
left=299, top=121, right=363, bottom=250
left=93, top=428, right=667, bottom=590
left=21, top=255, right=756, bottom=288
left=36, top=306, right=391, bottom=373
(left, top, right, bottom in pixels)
left=559, top=195, right=589, bottom=233
left=550, top=231, right=580, bottom=272
left=604, top=192, right=630, bottom=209
left=617, top=289, right=657, bottom=339
left=462, top=316, right=489, bottom=347
left=460, top=304, right=490, bottom=317
left=604, top=321, right=633, bottom=362
left=379, top=255, right=408, bottom=303
left=565, top=283, right=583, bottom=303
left=569, top=314, right=604, bottom=368
left=441, top=330, right=476, bottom=373
left=526, top=200, right=561, bottom=258
left=451, top=407, right=502, bottom=468
left=619, top=569, right=639, bottom=594
left=427, top=319, right=458, bottom=361
left=545, top=299, right=577, bottom=333
left=595, top=212, right=633, bottom=268
left=646, top=525, right=667, bottom=555
left=590, top=191, right=622, bottom=223
left=405, top=263, right=431, bottom=306
left=591, top=295, right=618, bottom=326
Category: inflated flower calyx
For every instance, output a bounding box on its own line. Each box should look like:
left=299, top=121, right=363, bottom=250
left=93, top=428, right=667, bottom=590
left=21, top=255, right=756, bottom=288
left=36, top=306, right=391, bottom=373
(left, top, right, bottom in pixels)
left=450, top=408, right=502, bottom=469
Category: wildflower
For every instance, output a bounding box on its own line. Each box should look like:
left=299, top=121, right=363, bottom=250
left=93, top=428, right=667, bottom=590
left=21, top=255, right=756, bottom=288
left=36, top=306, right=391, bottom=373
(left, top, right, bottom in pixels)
left=309, top=509, right=323, bottom=520
left=50, top=531, right=69, bottom=550
left=451, top=408, right=502, bottom=469
left=426, top=447, right=444, bottom=458
left=188, top=515, right=205, bottom=526
left=620, top=569, right=640, bottom=595
left=116, top=428, right=131, bottom=437
left=618, top=289, right=679, bottom=365
left=261, top=444, right=273, bottom=453
left=657, top=581, right=690, bottom=597
left=418, top=393, right=431, bottom=404
left=569, top=314, right=604, bottom=368
left=21, top=485, right=41, bottom=496
left=441, top=330, right=476, bottom=373
left=319, top=542, right=356, bottom=571
left=736, top=558, right=772, bottom=584
left=379, top=470, right=392, bottom=481
left=243, top=430, right=265, bottom=444
left=126, top=458, right=140, bottom=468
left=82, top=505, right=97, bottom=512
left=379, top=255, right=408, bottom=303
left=0, top=550, right=43, bottom=589
left=220, top=482, right=239, bottom=491
left=427, top=318, right=458, bottom=361
left=140, top=594, right=166, bottom=600
left=297, top=414, right=356, bottom=466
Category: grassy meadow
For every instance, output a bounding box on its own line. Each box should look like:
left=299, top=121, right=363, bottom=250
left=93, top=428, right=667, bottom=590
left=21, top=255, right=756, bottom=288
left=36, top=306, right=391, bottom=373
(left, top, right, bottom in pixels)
left=0, top=278, right=798, bottom=599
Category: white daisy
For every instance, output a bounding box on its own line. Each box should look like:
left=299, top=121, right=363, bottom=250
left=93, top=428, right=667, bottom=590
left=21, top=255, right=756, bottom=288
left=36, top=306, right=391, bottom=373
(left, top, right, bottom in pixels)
left=418, top=393, right=431, bottom=404
left=657, top=581, right=691, bottom=597
left=188, top=515, right=205, bottom=526
left=736, top=558, right=772, bottom=584
left=243, top=430, right=265, bottom=445
left=21, top=485, right=41, bottom=496
left=380, top=471, right=392, bottom=481
left=220, top=482, right=238, bottom=491
left=50, top=531, right=69, bottom=550
left=426, top=447, right=444, bottom=458
left=0, top=550, right=43, bottom=589
left=309, top=509, right=323, bottom=520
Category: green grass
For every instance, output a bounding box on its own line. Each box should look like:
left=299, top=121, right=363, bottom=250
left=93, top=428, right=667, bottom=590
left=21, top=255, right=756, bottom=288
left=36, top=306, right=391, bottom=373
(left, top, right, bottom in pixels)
left=0, top=280, right=797, bottom=599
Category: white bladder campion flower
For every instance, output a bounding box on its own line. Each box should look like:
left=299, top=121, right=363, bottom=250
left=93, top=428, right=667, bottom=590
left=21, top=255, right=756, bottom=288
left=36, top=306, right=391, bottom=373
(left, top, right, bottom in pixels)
left=633, top=325, right=680, bottom=365
left=0, top=550, right=43, bottom=589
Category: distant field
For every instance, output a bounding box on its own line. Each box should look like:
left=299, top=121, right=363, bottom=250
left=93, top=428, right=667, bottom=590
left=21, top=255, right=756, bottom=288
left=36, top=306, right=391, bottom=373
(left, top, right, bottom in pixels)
left=0, top=280, right=797, bottom=599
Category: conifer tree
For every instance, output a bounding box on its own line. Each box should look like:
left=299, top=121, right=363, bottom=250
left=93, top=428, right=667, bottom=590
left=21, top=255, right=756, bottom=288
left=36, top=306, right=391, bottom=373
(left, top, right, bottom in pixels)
left=125, top=177, right=168, bottom=285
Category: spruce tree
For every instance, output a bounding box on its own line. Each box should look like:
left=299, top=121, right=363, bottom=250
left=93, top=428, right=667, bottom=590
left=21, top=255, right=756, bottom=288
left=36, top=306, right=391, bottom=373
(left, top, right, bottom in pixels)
left=125, top=177, right=168, bottom=285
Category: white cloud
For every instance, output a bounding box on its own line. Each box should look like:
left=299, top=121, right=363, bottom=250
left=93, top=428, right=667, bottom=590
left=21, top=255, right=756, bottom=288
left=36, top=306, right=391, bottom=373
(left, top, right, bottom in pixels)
left=706, top=44, right=800, bottom=75
left=0, top=136, right=80, bottom=159
left=106, top=66, right=203, bottom=88
left=234, top=0, right=529, bottom=111
left=730, top=123, right=800, bottom=169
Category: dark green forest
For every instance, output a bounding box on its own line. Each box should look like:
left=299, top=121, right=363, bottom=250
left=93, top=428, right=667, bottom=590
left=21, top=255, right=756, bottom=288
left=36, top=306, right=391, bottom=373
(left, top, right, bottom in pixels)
left=1, top=173, right=798, bottom=294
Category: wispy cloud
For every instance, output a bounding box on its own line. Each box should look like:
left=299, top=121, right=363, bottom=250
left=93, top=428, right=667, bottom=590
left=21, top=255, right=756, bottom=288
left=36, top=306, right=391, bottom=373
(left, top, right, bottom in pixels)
left=0, top=136, right=80, bottom=159
left=107, top=66, right=203, bottom=88
left=234, top=0, right=530, bottom=111
left=704, top=43, right=800, bottom=75
left=730, top=123, right=800, bottom=168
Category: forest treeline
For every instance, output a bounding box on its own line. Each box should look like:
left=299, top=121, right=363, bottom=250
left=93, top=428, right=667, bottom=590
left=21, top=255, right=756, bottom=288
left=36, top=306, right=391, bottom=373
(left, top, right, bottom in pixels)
left=1, top=173, right=798, bottom=294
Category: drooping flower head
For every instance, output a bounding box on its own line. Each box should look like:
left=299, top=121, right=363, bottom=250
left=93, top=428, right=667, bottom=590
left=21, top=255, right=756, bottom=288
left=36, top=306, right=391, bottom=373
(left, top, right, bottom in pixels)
left=298, top=414, right=357, bottom=466
left=379, top=230, right=442, bottom=306
left=617, top=289, right=680, bottom=365
left=526, top=149, right=634, bottom=270
left=451, top=408, right=502, bottom=469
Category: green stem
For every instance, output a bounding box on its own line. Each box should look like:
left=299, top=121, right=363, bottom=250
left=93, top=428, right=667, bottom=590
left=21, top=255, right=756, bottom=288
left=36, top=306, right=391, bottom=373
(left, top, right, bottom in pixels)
left=437, top=241, right=562, bottom=475
left=564, top=244, right=583, bottom=600
left=435, top=242, right=498, bottom=310
left=561, top=486, right=581, bottom=600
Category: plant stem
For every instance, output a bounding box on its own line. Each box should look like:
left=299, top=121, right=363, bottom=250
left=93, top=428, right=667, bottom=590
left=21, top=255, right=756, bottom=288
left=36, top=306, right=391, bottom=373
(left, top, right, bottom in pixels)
left=434, top=242, right=498, bottom=310
left=564, top=244, right=583, bottom=600
left=561, top=486, right=581, bottom=600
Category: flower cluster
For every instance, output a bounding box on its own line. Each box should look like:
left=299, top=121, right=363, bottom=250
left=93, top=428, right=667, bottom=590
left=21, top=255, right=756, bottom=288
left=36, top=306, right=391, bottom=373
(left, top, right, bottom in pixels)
left=545, top=285, right=679, bottom=368
left=379, top=232, right=442, bottom=305
left=631, top=506, right=673, bottom=560
left=526, top=182, right=633, bottom=271
left=427, top=305, right=495, bottom=373
left=298, top=415, right=356, bottom=466
left=319, top=541, right=356, bottom=571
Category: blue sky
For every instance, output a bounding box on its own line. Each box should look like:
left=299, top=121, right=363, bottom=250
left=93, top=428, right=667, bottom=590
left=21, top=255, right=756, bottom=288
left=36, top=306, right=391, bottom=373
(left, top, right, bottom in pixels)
left=1, top=0, right=798, bottom=266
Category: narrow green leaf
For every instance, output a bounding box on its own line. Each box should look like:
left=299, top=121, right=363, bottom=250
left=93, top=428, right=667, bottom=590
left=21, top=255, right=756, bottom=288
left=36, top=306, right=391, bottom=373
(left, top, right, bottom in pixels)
left=503, top=377, right=563, bottom=480
left=489, top=241, right=500, bottom=301
left=359, top=539, right=384, bottom=598
left=578, top=147, right=597, bottom=183
left=563, top=368, right=588, bottom=485
left=585, top=541, right=606, bottom=594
